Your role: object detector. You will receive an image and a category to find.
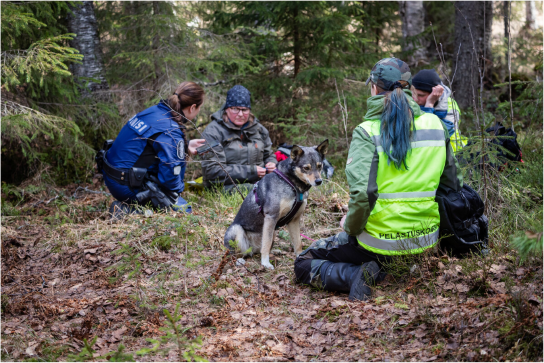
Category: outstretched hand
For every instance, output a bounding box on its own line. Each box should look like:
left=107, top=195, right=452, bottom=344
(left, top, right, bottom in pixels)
left=188, top=139, right=206, bottom=155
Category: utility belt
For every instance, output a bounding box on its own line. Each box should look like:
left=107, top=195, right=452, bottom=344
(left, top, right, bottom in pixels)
left=95, top=139, right=179, bottom=209
left=96, top=140, right=147, bottom=189
left=103, top=155, right=148, bottom=189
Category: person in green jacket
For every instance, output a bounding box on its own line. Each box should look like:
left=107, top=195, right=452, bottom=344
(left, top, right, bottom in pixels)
left=294, top=58, right=463, bottom=301
left=201, top=85, right=277, bottom=193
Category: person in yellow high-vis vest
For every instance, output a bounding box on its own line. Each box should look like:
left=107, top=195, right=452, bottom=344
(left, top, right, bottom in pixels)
left=411, top=69, right=467, bottom=153
left=294, top=58, right=463, bottom=301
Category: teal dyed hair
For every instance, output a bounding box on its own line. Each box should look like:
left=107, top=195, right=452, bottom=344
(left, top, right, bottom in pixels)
left=380, top=87, right=415, bottom=170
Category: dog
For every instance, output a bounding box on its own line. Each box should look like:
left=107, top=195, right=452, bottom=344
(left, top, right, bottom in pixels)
left=224, top=139, right=329, bottom=269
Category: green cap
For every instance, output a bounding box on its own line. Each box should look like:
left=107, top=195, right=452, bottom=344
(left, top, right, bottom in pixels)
left=365, top=58, right=412, bottom=91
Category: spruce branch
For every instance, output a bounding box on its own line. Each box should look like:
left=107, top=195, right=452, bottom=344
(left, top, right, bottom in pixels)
left=1, top=35, right=83, bottom=91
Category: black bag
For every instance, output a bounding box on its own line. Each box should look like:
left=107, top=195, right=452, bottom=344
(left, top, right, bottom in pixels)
left=436, top=184, right=489, bottom=256
left=95, top=139, right=114, bottom=174
left=462, top=122, right=523, bottom=170
left=485, top=122, right=523, bottom=164
left=464, top=122, right=523, bottom=169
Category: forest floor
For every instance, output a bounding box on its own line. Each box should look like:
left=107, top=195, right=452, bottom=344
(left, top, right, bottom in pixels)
left=1, top=178, right=542, bottom=362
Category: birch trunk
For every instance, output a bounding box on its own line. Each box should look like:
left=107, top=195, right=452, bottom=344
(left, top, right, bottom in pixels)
left=526, top=0, right=537, bottom=30
left=67, top=1, right=109, bottom=94
left=399, top=1, right=427, bottom=66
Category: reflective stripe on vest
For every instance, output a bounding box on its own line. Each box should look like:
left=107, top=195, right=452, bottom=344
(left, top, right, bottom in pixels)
left=357, top=112, right=446, bottom=256
left=379, top=190, right=436, bottom=199
left=358, top=229, right=440, bottom=255
left=376, top=140, right=444, bottom=153
left=371, top=129, right=444, bottom=147
left=373, top=129, right=446, bottom=152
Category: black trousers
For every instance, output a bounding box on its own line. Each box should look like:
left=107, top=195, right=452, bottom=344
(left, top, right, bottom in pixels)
left=294, top=232, right=392, bottom=288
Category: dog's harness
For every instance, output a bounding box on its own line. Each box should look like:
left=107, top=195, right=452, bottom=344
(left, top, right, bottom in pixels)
left=254, top=169, right=305, bottom=230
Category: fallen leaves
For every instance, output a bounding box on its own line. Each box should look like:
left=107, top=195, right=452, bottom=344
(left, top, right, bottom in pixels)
left=25, top=341, right=41, bottom=356
left=1, top=187, right=542, bottom=362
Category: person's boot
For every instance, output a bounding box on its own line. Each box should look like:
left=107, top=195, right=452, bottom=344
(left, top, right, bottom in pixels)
left=348, top=261, right=384, bottom=301
left=318, top=261, right=385, bottom=301
left=319, top=261, right=360, bottom=293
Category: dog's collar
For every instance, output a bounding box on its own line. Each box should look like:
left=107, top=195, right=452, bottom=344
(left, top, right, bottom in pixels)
left=273, top=169, right=304, bottom=200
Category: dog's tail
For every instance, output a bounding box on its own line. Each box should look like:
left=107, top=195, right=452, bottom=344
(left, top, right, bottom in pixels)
left=223, top=224, right=250, bottom=255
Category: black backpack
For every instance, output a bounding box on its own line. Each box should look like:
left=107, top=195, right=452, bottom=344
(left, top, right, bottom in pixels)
left=436, top=184, right=489, bottom=256
left=485, top=122, right=523, bottom=164
left=464, top=122, right=523, bottom=169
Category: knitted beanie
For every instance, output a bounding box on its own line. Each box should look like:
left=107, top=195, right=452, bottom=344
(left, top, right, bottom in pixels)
left=225, top=85, right=251, bottom=109
left=412, top=69, right=442, bottom=93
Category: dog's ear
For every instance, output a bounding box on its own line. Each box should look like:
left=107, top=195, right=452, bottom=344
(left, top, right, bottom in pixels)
left=291, top=145, right=304, bottom=162
left=315, top=139, right=329, bottom=156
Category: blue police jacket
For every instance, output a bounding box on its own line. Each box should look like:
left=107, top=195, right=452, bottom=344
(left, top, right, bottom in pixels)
left=106, top=101, right=187, bottom=194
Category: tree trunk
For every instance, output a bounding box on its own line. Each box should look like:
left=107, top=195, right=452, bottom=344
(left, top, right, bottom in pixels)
left=452, top=1, right=493, bottom=109
left=67, top=1, right=109, bottom=94
left=293, top=5, right=300, bottom=78
left=526, top=0, right=537, bottom=30
left=399, top=1, right=428, bottom=66
left=503, top=1, right=510, bottom=81
left=152, top=1, right=162, bottom=90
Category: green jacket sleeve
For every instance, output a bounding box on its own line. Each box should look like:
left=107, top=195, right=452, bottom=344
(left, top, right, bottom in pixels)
left=439, top=121, right=464, bottom=191
left=343, top=126, right=377, bottom=236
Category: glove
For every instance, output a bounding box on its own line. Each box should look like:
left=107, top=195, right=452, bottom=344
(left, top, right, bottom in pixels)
left=136, top=180, right=178, bottom=209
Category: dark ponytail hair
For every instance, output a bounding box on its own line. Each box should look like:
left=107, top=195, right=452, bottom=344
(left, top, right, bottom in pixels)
left=378, top=81, right=415, bottom=170
left=167, top=81, right=205, bottom=123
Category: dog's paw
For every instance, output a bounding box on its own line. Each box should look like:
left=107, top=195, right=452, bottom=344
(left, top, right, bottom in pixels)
left=261, top=261, right=275, bottom=270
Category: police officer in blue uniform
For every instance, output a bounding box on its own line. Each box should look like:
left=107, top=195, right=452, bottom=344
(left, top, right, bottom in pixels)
left=96, top=82, right=206, bottom=215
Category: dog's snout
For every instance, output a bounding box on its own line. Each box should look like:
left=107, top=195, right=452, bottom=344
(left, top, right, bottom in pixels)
left=315, top=178, right=322, bottom=186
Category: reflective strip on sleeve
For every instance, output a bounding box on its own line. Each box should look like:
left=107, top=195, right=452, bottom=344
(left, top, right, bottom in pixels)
left=357, top=229, right=439, bottom=255
left=379, top=190, right=436, bottom=199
